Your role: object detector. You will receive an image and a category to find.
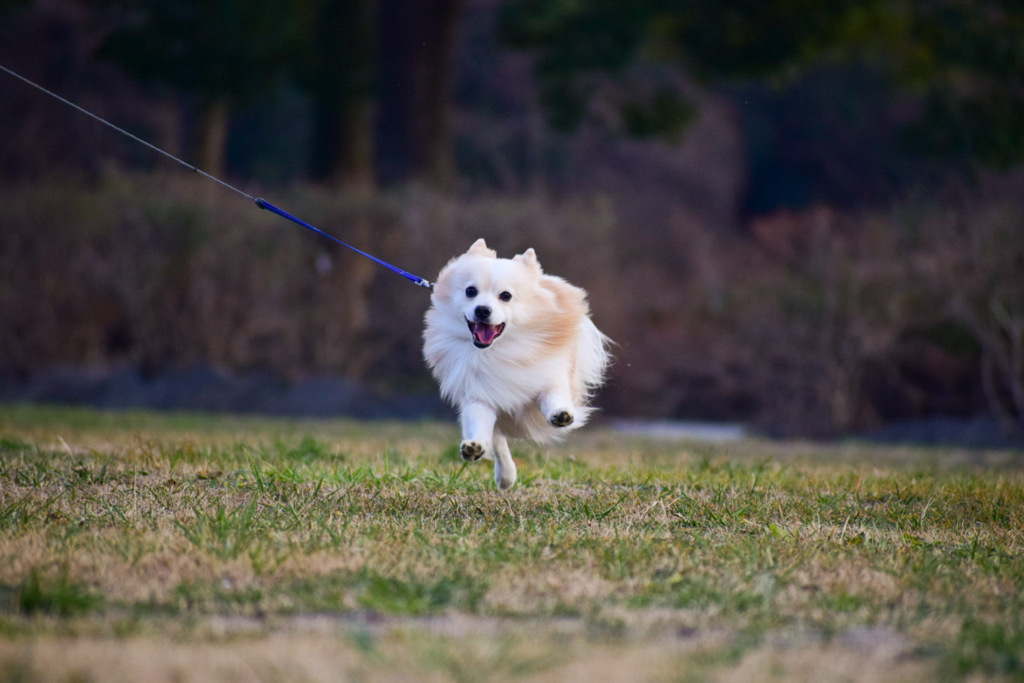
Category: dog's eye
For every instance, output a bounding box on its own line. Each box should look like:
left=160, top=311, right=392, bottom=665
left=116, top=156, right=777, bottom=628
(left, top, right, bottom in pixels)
left=499, top=291, right=513, bottom=302
left=465, top=286, right=478, bottom=298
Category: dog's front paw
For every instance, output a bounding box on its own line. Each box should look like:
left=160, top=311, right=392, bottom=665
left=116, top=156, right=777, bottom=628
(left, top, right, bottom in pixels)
left=460, top=440, right=486, bottom=462
left=549, top=410, right=574, bottom=428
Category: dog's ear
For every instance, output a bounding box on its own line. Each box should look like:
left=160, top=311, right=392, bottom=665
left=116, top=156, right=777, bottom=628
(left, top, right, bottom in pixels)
left=467, top=238, right=497, bottom=258
left=513, top=248, right=542, bottom=274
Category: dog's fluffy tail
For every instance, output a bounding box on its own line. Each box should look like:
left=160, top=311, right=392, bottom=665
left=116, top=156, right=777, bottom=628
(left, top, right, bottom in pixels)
left=496, top=404, right=595, bottom=443
left=578, top=317, right=613, bottom=401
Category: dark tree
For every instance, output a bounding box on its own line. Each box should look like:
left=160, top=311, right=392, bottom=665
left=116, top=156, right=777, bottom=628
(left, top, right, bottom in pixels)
left=300, top=0, right=378, bottom=190
left=378, top=0, right=464, bottom=190
left=95, top=0, right=310, bottom=176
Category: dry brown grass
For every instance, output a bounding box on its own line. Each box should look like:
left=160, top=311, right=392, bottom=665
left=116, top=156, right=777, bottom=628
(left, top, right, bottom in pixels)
left=0, top=406, right=1022, bottom=681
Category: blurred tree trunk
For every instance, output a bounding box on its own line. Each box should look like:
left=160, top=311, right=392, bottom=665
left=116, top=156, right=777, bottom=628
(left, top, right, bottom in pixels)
left=305, top=0, right=382, bottom=377
left=195, top=97, right=229, bottom=177
left=309, top=0, right=378, bottom=192
left=379, top=0, right=463, bottom=191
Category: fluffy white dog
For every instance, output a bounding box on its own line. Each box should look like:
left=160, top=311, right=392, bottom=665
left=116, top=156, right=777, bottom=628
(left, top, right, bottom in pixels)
left=423, top=239, right=611, bottom=490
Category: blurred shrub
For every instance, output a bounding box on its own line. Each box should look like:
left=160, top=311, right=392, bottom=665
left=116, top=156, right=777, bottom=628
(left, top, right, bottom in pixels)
left=700, top=184, right=1023, bottom=437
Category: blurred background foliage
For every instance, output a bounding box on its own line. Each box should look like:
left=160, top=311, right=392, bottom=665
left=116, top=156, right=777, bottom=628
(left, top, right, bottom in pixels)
left=501, top=0, right=1024, bottom=170
left=1, top=0, right=1022, bottom=440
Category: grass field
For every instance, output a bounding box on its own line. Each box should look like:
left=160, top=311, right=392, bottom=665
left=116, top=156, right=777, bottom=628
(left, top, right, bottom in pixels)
left=0, top=405, right=1022, bottom=682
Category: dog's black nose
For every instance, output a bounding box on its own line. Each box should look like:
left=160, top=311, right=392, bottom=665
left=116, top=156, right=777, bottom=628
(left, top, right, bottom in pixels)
left=474, top=305, right=491, bottom=321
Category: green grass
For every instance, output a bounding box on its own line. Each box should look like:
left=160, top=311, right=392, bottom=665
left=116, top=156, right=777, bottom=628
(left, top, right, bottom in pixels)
left=0, top=404, right=1022, bottom=681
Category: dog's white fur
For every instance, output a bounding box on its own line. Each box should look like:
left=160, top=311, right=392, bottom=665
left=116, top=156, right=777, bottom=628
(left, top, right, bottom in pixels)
left=423, top=239, right=611, bottom=490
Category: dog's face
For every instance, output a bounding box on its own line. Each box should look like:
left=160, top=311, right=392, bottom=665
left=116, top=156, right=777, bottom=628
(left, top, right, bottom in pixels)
left=431, top=238, right=545, bottom=349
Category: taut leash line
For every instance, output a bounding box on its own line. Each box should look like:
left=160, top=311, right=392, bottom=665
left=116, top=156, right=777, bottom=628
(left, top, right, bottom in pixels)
left=0, top=65, right=257, bottom=202
left=1, top=64, right=433, bottom=289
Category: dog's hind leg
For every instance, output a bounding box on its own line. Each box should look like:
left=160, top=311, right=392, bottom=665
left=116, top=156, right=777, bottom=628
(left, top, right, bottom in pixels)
left=492, top=433, right=517, bottom=490
left=459, top=402, right=497, bottom=463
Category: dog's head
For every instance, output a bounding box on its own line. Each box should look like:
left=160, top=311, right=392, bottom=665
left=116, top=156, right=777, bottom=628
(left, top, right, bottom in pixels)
left=431, top=238, right=545, bottom=349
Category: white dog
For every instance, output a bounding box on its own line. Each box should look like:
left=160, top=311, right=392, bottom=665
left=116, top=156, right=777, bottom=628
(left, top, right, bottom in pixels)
left=423, top=239, right=611, bottom=490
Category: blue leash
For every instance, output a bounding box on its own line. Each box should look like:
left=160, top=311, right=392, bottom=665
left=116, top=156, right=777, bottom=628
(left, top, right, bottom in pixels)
left=0, top=64, right=433, bottom=289
left=253, top=198, right=431, bottom=287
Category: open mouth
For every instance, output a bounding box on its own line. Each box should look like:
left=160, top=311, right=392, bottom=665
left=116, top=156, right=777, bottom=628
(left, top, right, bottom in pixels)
left=467, top=320, right=506, bottom=348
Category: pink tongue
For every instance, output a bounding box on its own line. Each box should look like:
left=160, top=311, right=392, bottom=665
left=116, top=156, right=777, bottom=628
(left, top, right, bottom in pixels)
left=473, top=323, right=500, bottom=345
